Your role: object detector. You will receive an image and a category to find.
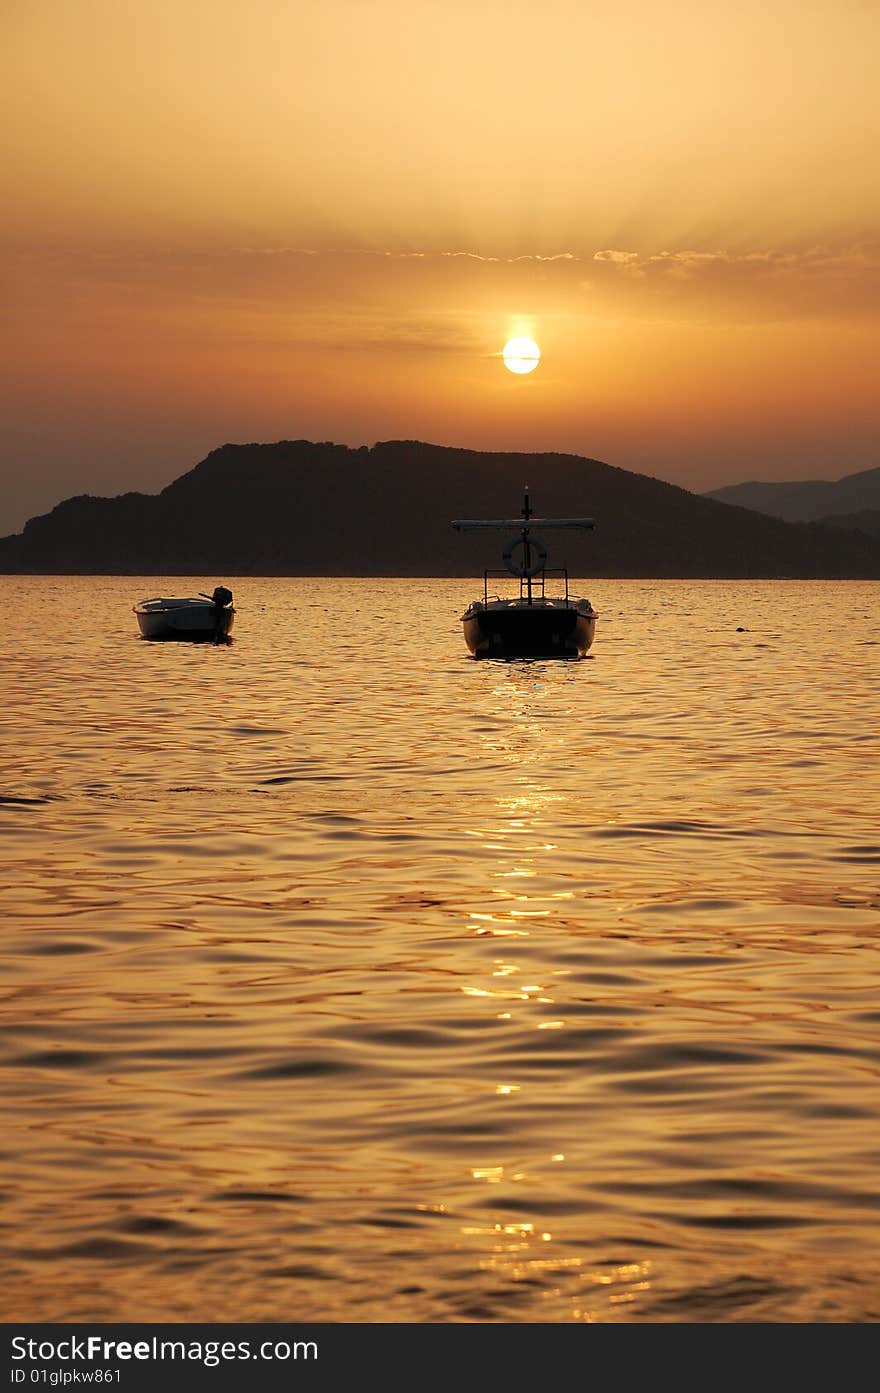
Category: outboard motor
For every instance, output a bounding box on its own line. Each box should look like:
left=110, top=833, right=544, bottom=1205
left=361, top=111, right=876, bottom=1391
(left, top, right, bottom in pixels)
left=209, top=585, right=233, bottom=642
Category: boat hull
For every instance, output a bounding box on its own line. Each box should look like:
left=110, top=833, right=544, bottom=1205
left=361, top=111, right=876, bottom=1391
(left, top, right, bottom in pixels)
left=135, top=602, right=234, bottom=641
left=462, top=603, right=595, bottom=659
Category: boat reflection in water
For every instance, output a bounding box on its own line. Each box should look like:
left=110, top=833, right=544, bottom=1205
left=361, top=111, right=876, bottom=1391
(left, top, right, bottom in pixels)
left=453, top=491, right=596, bottom=659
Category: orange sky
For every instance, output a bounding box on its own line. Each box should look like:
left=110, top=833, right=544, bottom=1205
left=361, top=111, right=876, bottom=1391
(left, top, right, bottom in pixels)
left=2, top=0, right=878, bottom=533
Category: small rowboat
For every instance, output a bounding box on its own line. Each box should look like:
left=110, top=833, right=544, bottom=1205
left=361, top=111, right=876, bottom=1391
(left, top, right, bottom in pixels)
left=133, top=586, right=234, bottom=641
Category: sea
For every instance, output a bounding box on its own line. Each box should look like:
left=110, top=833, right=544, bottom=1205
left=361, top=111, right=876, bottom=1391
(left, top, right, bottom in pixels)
left=1, top=575, right=879, bottom=1323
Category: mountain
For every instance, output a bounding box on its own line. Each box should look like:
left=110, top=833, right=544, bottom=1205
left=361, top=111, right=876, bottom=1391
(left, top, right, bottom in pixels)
left=705, top=464, right=880, bottom=523
left=813, top=509, right=880, bottom=538
left=1, top=439, right=878, bottom=576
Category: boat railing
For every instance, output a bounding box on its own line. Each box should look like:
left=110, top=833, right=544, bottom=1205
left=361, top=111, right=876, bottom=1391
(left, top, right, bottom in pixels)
left=482, top=567, right=571, bottom=606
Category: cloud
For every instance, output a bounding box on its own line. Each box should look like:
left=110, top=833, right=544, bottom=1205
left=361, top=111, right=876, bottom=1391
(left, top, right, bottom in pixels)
left=8, top=239, right=880, bottom=335
left=440, top=251, right=578, bottom=264
left=585, top=242, right=880, bottom=317
left=593, top=249, right=640, bottom=264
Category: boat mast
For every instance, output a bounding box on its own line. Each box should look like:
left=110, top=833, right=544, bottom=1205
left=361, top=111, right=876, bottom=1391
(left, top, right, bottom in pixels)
left=451, top=501, right=594, bottom=604
left=522, top=486, right=533, bottom=604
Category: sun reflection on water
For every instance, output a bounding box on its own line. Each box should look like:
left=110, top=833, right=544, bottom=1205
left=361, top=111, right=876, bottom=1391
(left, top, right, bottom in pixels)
left=459, top=1205, right=656, bottom=1321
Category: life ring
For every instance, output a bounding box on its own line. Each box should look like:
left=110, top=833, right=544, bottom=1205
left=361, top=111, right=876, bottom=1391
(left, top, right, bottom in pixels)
left=503, top=534, right=547, bottom=578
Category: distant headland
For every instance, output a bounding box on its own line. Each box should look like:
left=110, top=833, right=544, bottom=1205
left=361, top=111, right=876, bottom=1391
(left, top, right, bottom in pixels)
left=705, top=465, right=880, bottom=537
left=0, top=439, right=878, bottom=577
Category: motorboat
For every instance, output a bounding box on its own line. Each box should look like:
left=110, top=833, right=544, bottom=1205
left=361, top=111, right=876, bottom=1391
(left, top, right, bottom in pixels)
left=452, top=492, right=596, bottom=658
left=133, top=586, right=234, bottom=641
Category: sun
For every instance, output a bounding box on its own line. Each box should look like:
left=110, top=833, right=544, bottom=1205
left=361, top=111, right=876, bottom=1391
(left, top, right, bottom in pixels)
left=502, top=336, right=541, bottom=374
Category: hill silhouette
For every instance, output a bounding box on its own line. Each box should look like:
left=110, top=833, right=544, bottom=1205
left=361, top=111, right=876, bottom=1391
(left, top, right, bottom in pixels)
left=1, top=439, right=878, bottom=577
left=706, top=464, right=880, bottom=524
left=812, top=509, right=880, bottom=538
